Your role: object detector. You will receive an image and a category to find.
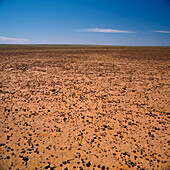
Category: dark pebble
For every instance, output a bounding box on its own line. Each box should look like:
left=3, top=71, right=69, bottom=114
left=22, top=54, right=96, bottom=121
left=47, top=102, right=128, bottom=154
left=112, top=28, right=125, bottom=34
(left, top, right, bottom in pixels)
left=51, top=89, right=55, bottom=92
left=122, top=152, right=127, bottom=156
left=86, top=161, right=91, bottom=167
left=101, top=165, right=105, bottom=169
left=63, top=161, right=67, bottom=164
left=23, top=156, right=29, bottom=162
left=0, top=143, right=5, bottom=147
left=45, top=165, right=50, bottom=169
left=79, top=166, right=83, bottom=170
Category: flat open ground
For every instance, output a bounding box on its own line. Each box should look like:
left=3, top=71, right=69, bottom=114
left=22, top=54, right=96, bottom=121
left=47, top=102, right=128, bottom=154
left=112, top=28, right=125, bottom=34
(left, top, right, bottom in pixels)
left=0, top=45, right=170, bottom=170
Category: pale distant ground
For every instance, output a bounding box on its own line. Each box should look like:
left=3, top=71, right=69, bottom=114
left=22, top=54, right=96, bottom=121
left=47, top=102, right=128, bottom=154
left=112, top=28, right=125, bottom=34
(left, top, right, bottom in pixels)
left=0, top=45, right=170, bottom=170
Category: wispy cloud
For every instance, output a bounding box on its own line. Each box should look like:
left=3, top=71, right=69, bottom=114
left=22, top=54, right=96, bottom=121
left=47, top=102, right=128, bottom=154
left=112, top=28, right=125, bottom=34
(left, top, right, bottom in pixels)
left=153, top=30, right=170, bottom=33
left=0, top=36, right=29, bottom=43
left=40, top=40, right=48, bottom=44
left=78, top=28, right=135, bottom=33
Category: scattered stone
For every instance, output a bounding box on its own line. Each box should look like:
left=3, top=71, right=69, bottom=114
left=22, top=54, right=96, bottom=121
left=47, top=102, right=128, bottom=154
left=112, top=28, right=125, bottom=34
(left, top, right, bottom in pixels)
left=0, top=46, right=169, bottom=170
left=86, top=161, right=91, bottom=167
left=0, top=143, right=5, bottom=147
left=45, top=165, right=50, bottom=169
left=101, top=165, right=105, bottom=169
left=23, top=156, right=29, bottom=162
left=63, top=161, right=67, bottom=164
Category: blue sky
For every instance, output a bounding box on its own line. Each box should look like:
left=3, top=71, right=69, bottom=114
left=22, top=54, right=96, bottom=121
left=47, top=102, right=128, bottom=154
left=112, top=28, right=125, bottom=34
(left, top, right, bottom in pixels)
left=0, top=0, right=170, bottom=45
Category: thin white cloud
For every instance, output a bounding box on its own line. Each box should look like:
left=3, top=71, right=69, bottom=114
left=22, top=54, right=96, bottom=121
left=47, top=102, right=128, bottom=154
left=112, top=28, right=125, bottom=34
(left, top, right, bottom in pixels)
left=78, top=28, right=135, bottom=33
left=153, top=30, right=170, bottom=33
left=0, top=36, right=29, bottom=43
left=40, top=40, right=48, bottom=44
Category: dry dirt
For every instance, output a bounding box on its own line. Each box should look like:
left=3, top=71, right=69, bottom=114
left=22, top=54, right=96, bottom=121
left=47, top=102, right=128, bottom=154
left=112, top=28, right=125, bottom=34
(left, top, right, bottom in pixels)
left=0, top=46, right=170, bottom=170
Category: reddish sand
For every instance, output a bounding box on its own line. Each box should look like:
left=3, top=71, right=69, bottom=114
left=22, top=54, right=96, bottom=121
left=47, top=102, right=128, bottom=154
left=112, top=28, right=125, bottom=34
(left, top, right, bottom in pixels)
left=0, top=46, right=170, bottom=170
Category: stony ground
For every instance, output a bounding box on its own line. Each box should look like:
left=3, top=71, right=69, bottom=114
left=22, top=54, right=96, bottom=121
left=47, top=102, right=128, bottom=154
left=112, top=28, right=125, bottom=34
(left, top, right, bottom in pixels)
left=0, top=46, right=170, bottom=170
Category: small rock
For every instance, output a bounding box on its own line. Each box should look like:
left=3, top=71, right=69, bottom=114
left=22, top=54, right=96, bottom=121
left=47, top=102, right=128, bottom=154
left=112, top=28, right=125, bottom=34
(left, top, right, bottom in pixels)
left=23, top=156, right=29, bottom=162
left=0, top=143, right=5, bottom=146
left=151, top=134, right=155, bottom=138
left=101, top=165, right=105, bottom=169
left=86, top=161, right=91, bottom=167
left=91, top=139, right=94, bottom=143
left=63, top=161, right=67, bottom=164
left=45, top=165, right=50, bottom=169
left=51, top=89, right=55, bottom=92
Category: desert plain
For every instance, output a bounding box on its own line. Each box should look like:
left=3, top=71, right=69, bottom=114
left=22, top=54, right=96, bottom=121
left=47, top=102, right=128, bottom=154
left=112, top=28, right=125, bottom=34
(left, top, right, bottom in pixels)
left=0, top=45, right=170, bottom=170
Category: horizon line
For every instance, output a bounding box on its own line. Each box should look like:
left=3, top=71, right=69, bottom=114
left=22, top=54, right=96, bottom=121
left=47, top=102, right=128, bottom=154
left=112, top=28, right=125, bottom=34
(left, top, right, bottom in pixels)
left=0, top=43, right=170, bottom=47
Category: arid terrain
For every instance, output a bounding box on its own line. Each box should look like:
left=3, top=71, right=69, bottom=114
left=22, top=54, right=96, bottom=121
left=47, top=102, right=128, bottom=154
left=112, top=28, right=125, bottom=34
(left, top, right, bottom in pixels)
left=0, top=45, right=170, bottom=170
